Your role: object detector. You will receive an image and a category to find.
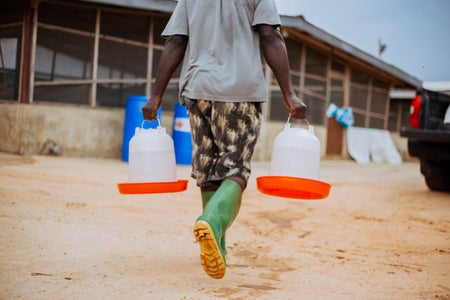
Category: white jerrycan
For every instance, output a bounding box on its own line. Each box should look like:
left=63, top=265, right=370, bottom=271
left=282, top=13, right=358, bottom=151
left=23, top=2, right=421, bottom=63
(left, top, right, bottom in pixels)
left=269, top=118, right=321, bottom=180
left=128, top=120, right=177, bottom=183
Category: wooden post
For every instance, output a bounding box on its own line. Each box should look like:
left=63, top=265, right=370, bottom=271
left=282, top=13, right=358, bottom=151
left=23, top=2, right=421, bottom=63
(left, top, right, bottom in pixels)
left=18, top=3, right=36, bottom=103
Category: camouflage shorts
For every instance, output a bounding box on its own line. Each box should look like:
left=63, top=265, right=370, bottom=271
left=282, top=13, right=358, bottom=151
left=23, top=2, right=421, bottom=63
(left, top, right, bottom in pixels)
left=186, top=99, right=263, bottom=190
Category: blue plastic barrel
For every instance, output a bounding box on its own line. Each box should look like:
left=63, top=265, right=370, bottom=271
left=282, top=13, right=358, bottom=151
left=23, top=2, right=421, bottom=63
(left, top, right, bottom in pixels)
left=122, top=95, right=161, bottom=162
left=172, top=102, right=193, bottom=165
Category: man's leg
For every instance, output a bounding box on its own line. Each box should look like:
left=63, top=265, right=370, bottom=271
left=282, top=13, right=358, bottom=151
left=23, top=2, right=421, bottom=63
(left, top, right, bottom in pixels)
left=194, top=179, right=242, bottom=279
left=192, top=101, right=262, bottom=279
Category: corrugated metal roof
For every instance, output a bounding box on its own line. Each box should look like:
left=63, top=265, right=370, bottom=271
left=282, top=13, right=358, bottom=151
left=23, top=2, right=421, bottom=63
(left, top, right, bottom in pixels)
left=79, top=0, right=421, bottom=88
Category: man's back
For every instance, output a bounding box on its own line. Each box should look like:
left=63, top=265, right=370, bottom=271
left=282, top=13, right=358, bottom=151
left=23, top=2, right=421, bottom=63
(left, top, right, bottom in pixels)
left=163, top=0, right=281, bottom=102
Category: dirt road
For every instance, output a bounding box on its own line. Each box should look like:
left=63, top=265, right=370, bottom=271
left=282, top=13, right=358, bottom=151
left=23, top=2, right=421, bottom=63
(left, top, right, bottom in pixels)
left=0, top=153, right=449, bottom=299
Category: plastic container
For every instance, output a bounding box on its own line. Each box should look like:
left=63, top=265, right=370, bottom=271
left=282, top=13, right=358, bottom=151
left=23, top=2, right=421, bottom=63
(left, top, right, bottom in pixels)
left=122, top=95, right=161, bottom=162
left=128, top=121, right=176, bottom=183
left=256, top=176, right=330, bottom=199
left=269, top=119, right=320, bottom=180
left=172, top=102, right=193, bottom=165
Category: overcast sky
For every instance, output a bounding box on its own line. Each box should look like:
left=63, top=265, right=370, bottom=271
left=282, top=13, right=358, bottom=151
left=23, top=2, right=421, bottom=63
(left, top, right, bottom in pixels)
left=275, top=0, right=450, bottom=82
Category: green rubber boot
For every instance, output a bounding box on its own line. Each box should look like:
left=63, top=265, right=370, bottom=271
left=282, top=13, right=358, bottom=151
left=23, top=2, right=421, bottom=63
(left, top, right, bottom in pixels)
left=194, top=179, right=242, bottom=279
left=201, top=191, right=216, bottom=210
left=201, top=190, right=228, bottom=257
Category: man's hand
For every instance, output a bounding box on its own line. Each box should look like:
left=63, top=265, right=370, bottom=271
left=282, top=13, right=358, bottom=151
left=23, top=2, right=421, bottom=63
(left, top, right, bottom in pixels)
left=285, top=93, right=307, bottom=120
left=142, top=35, right=188, bottom=121
left=142, top=96, right=163, bottom=121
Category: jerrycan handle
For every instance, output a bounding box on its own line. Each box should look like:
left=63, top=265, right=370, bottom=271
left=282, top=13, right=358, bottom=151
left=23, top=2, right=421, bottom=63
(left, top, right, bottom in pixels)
left=285, top=116, right=314, bottom=134
left=141, top=117, right=162, bottom=129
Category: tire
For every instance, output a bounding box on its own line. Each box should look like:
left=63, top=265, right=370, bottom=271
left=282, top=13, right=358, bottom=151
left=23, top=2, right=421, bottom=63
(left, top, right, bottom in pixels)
left=420, top=160, right=450, bottom=192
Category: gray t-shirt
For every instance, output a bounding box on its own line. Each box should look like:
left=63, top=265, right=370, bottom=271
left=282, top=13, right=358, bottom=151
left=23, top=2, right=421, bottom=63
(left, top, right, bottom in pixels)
left=162, top=0, right=281, bottom=103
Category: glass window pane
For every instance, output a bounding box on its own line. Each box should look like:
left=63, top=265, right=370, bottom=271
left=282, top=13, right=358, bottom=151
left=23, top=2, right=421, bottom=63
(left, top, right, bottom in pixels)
left=286, top=38, right=302, bottom=71
left=330, top=79, right=344, bottom=107
left=0, top=26, right=22, bottom=100
left=373, top=79, right=389, bottom=89
left=369, top=117, right=384, bottom=129
left=38, top=2, right=95, bottom=32
left=162, top=82, right=180, bottom=112
left=151, top=49, right=181, bottom=79
left=350, top=86, right=368, bottom=110
left=101, top=11, right=150, bottom=43
left=35, top=28, right=93, bottom=81
left=303, top=94, right=326, bottom=125
left=351, top=68, right=370, bottom=85
left=98, top=40, right=147, bottom=79
left=371, top=90, right=388, bottom=114
left=269, top=90, right=288, bottom=121
left=152, top=49, right=162, bottom=78
left=305, top=77, right=326, bottom=97
left=291, top=75, right=300, bottom=87
left=97, top=83, right=145, bottom=107
left=388, top=100, right=399, bottom=131
left=389, top=100, right=411, bottom=131
left=331, top=59, right=345, bottom=73
left=305, top=47, right=326, bottom=77
left=34, top=85, right=90, bottom=105
left=353, top=112, right=366, bottom=127
left=400, top=101, right=410, bottom=128
left=153, top=16, right=170, bottom=45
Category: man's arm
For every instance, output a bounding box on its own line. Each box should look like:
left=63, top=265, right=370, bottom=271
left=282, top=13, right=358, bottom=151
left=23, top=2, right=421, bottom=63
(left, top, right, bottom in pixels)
left=258, top=25, right=306, bottom=120
left=142, top=35, right=188, bottom=121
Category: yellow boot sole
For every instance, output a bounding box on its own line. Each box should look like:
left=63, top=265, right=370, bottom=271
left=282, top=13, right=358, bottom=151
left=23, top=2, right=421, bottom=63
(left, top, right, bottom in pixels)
left=193, top=220, right=226, bottom=279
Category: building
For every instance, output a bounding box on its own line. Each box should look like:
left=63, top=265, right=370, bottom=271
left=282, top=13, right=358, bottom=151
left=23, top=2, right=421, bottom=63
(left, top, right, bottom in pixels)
left=0, top=0, right=421, bottom=160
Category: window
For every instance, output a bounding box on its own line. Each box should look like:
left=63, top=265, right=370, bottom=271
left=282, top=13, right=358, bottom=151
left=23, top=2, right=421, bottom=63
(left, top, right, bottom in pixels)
left=388, top=99, right=411, bottom=132
left=0, top=35, right=20, bottom=100
left=0, top=0, right=24, bottom=101
left=305, top=77, right=326, bottom=97
left=350, top=86, right=368, bottom=110
left=303, top=47, right=327, bottom=125
left=371, top=90, right=388, bottom=114
left=269, top=42, right=329, bottom=125
left=286, top=39, right=302, bottom=72
left=351, top=68, right=370, bottom=85
left=331, top=60, right=345, bottom=73
left=269, top=89, right=289, bottom=121
left=330, top=79, right=344, bottom=107
left=269, top=38, right=304, bottom=122
left=30, top=1, right=176, bottom=108
left=349, top=67, right=390, bottom=129
left=35, top=28, right=94, bottom=82
left=304, top=94, right=326, bottom=124
left=305, top=47, right=326, bottom=77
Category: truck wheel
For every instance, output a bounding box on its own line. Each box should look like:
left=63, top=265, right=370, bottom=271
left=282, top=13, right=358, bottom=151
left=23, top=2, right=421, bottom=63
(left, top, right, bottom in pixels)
left=420, top=160, right=450, bottom=192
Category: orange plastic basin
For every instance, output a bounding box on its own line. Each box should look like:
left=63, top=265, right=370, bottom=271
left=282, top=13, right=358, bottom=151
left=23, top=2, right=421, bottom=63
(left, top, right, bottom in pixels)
left=117, top=180, right=188, bottom=195
left=256, top=176, right=331, bottom=200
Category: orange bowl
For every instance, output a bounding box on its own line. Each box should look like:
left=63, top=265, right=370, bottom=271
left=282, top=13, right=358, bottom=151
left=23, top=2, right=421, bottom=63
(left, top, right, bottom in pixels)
left=117, top=180, right=188, bottom=194
left=256, top=176, right=330, bottom=200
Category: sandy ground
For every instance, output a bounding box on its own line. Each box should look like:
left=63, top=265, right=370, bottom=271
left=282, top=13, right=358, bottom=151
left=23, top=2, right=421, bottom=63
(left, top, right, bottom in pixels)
left=0, top=152, right=449, bottom=300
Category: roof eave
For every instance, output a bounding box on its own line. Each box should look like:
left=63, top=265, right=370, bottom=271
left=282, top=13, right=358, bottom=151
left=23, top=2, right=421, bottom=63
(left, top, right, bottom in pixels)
left=280, top=15, right=422, bottom=88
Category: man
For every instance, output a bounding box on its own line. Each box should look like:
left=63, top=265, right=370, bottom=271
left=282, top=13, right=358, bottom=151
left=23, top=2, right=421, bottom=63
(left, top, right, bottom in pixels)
left=142, top=0, right=306, bottom=279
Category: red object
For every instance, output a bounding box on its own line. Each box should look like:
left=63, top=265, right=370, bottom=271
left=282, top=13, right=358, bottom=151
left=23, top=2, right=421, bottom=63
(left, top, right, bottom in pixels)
left=117, top=180, right=188, bottom=194
left=410, top=94, right=421, bottom=128
left=256, top=176, right=331, bottom=200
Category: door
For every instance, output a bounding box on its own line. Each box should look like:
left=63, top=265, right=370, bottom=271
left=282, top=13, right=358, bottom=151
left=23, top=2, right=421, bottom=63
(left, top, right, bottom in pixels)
left=326, top=78, right=344, bottom=155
